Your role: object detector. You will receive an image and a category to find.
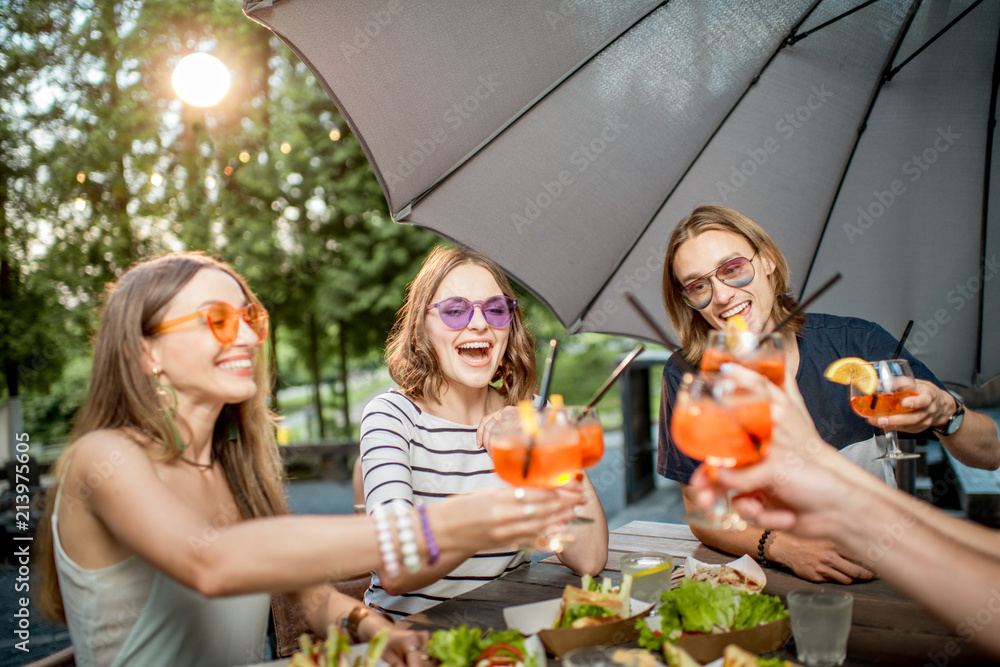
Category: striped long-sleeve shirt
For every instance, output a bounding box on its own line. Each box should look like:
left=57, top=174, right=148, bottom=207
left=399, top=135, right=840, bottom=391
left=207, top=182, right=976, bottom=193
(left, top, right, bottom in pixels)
left=360, top=390, right=529, bottom=618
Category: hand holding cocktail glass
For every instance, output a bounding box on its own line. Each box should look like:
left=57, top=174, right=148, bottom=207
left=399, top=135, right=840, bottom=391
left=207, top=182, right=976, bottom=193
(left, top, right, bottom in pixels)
left=490, top=401, right=583, bottom=551
left=690, top=364, right=863, bottom=533
left=672, top=369, right=773, bottom=530
left=849, top=359, right=920, bottom=461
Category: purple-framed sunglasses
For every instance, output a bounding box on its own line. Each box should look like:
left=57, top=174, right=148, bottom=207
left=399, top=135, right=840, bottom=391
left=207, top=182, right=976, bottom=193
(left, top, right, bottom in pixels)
left=427, top=295, right=518, bottom=330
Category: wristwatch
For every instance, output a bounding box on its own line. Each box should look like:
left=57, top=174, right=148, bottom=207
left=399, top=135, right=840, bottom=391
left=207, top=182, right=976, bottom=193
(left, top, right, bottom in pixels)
left=932, top=390, right=965, bottom=436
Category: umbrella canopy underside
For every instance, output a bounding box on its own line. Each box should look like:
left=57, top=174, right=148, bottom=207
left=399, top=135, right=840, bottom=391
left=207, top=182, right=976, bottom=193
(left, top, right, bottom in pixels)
left=246, top=0, right=1000, bottom=386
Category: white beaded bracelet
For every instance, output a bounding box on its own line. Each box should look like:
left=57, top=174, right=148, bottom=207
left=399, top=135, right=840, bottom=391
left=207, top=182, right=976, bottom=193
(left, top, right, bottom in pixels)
left=391, top=500, right=421, bottom=573
left=371, top=503, right=400, bottom=577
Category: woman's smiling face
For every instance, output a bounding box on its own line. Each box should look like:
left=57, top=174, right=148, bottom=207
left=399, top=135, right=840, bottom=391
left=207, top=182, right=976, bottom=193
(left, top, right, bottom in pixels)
left=672, top=229, right=775, bottom=334
left=425, top=264, right=511, bottom=394
left=146, top=268, right=262, bottom=408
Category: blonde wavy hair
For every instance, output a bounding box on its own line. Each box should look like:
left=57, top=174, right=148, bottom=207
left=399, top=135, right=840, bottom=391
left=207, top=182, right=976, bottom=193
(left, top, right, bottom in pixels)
left=36, top=252, right=287, bottom=622
left=662, top=205, right=804, bottom=367
left=386, top=246, right=537, bottom=405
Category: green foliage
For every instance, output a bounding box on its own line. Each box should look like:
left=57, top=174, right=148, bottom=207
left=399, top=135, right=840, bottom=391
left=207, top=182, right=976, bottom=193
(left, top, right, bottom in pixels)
left=2, top=0, right=652, bottom=448
left=2, top=0, right=435, bottom=442
left=21, top=356, right=93, bottom=442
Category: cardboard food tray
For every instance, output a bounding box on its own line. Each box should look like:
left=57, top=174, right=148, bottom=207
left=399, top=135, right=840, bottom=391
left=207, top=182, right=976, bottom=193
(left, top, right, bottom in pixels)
left=644, top=615, right=791, bottom=664
left=503, top=597, right=654, bottom=658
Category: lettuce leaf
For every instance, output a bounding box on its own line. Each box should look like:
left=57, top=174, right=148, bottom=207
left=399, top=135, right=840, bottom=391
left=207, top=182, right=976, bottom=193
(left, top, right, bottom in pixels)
left=635, top=617, right=666, bottom=652
left=427, top=626, right=535, bottom=667
left=641, top=579, right=788, bottom=644
left=558, top=603, right=616, bottom=629
left=735, top=590, right=789, bottom=629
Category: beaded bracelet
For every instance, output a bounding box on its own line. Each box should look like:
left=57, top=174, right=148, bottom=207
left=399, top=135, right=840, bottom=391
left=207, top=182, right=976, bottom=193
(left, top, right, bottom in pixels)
left=371, top=503, right=400, bottom=577
left=391, top=500, right=421, bottom=573
left=415, top=500, right=440, bottom=565
left=758, top=529, right=772, bottom=568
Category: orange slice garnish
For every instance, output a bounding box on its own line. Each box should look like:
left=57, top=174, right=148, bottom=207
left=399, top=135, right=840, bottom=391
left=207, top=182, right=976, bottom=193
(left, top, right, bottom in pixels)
left=823, top=357, right=878, bottom=395
left=517, top=399, right=539, bottom=435
left=725, top=314, right=750, bottom=353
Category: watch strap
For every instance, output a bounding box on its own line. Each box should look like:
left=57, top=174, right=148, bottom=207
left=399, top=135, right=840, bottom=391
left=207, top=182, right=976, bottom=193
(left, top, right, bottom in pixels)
left=932, top=390, right=965, bottom=436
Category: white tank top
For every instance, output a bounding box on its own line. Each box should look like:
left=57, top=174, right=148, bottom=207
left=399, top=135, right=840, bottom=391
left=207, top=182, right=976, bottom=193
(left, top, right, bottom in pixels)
left=52, top=462, right=270, bottom=667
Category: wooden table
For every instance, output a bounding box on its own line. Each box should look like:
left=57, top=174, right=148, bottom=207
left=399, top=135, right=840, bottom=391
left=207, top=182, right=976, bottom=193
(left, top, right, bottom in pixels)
left=406, top=521, right=990, bottom=665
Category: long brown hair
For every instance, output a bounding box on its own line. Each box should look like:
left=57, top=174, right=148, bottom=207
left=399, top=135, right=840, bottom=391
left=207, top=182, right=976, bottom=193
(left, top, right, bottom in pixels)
left=662, top=205, right=804, bottom=366
left=37, top=252, right=288, bottom=622
left=386, top=246, right=537, bottom=405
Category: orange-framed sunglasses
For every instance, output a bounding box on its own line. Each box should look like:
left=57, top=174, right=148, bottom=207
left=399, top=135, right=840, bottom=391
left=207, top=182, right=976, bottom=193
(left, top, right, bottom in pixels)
left=152, top=302, right=269, bottom=345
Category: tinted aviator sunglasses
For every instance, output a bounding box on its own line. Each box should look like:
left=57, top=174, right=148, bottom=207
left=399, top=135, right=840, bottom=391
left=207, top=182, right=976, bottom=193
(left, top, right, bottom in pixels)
left=426, top=296, right=518, bottom=330
left=152, top=302, right=269, bottom=344
left=679, top=252, right=757, bottom=310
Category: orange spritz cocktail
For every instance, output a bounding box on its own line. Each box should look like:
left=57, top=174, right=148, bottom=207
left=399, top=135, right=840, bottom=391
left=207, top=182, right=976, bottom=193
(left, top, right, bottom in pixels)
left=577, top=418, right=604, bottom=469
left=491, top=408, right=582, bottom=488
left=557, top=404, right=603, bottom=469
left=704, top=317, right=785, bottom=387
left=700, top=345, right=734, bottom=373
left=849, top=389, right=919, bottom=418
left=672, top=391, right=769, bottom=467
left=831, top=358, right=921, bottom=462
left=670, top=372, right=771, bottom=530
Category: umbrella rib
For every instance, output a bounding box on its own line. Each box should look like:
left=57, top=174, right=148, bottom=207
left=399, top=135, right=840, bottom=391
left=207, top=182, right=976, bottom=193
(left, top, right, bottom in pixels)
left=973, top=19, right=1000, bottom=387
left=885, top=0, right=986, bottom=81
left=572, top=0, right=826, bottom=331
left=799, top=0, right=923, bottom=298
left=786, top=0, right=882, bottom=46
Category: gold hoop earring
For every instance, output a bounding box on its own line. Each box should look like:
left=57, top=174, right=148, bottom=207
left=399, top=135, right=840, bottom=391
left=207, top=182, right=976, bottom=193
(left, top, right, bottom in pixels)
left=152, top=366, right=178, bottom=417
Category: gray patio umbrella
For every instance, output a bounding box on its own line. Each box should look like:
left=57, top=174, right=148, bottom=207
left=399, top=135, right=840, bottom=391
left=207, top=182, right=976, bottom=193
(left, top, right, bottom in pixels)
left=244, top=0, right=999, bottom=388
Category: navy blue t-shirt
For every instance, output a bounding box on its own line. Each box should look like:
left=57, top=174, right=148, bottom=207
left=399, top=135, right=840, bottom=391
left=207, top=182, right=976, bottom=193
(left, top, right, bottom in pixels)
left=656, top=313, right=946, bottom=485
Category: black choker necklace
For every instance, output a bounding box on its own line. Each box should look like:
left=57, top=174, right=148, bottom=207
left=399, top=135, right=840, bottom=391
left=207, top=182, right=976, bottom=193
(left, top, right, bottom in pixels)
left=177, top=453, right=214, bottom=470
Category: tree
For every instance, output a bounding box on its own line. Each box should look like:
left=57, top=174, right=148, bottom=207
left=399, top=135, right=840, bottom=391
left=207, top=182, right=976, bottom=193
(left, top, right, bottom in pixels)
left=0, top=1, right=83, bottom=406
left=4, top=0, right=440, bottom=443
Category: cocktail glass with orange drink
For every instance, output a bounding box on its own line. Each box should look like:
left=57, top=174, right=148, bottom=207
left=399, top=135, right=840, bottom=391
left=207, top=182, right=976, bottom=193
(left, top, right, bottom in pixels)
left=490, top=401, right=583, bottom=550
left=671, top=371, right=772, bottom=529
left=703, top=316, right=785, bottom=387
left=824, top=357, right=921, bottom=461
left=849, top=359, right=920, bottom=461
left=558, top=406, right=604, bottom=469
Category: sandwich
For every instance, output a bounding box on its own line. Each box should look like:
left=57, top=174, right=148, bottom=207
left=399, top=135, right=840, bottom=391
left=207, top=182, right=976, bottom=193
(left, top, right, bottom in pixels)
left=722, top=644, right=790, bottom=667
left=553, top=574, right=633, bottom=629
left=289, top=626, right=389, bottom=667
left=689, top=563, right=763, bottom=593
left=661, top=645, right=702, bottom=667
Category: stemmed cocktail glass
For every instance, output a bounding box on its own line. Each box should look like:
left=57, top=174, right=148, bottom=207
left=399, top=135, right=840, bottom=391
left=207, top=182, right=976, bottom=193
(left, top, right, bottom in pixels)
left=703, top=329, right=785, bottom=387
left=672, top=372, right=772, bottom=530
left=490, top=402, right=582, bottom=551
left=849, top=359, right=920, bottom=461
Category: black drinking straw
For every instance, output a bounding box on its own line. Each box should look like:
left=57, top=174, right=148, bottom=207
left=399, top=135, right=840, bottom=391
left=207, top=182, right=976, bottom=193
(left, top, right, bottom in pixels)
left=526, top=339, right=558, bottom=478
left=535, top=338, right=559, bottom=410
left=892, top=320, right=914, bottom=360
left=766, top=273, right=842, bottom=335
left=623, top=293, right=695, bottom=374
left=584, top=343, right=646, bottom=411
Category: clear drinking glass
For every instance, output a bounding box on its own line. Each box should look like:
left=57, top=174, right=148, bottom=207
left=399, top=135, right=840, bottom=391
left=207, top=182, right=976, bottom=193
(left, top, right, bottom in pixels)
left=618, top=551, right=673, bottom=604
left=671, top=372, right=772, bottom=530
left=563, top=646, right=615, bottom=667
left=788, top=590, right=854, bottom=667
left=848, top=359, right=920, bottom=461
left=490, top=405, right=581, bottom=551
left=703, top=329, right=785, bottom=386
